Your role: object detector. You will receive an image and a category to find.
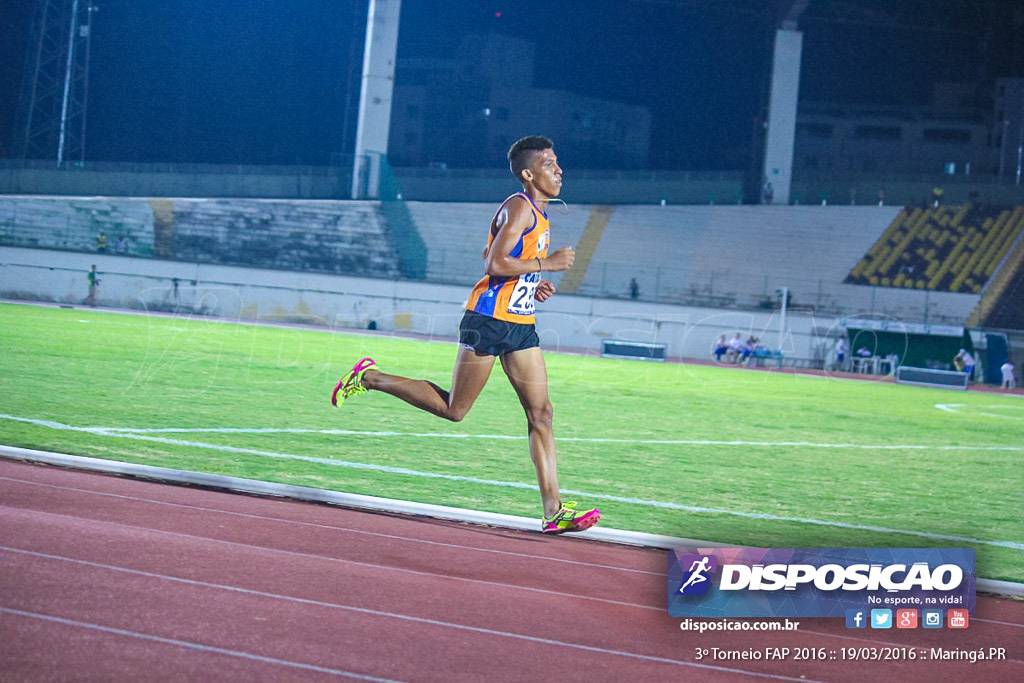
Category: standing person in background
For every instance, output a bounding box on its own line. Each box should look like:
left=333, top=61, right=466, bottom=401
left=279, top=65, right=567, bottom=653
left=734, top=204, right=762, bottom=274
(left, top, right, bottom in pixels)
left=331, top=136, right=600, bottom=535
left=1001, top=360, right=1016, bottom=390
left=835, top=335, right=849, bottom=372
left=953, top=349, right=975, bottom=379
left=85, top=265, right=99, bottom=306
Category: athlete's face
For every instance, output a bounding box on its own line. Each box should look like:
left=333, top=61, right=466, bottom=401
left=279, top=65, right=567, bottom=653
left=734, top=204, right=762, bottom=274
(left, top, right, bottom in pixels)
left=526, top=148, right=562, bottom=198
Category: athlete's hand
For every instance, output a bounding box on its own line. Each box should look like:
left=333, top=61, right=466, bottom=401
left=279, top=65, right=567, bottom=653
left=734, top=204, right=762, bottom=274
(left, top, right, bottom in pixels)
left=535, top=279, right=556, bottom=303
left=544, top=246, right=575, bottom=272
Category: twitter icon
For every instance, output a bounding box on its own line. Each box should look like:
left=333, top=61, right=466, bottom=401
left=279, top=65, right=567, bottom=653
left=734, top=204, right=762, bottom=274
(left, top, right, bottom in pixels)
left=870, top=609, right=892, bottom=629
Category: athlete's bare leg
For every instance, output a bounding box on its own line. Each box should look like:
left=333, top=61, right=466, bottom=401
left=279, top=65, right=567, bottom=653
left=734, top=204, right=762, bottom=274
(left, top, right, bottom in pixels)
left=499, top=346, right=561, bottom=518
left=360, top=345, right=495, bottom=422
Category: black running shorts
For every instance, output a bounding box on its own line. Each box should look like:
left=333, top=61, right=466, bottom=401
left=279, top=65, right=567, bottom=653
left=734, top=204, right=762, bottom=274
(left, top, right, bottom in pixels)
left=458, top=310, right=540, bottom=357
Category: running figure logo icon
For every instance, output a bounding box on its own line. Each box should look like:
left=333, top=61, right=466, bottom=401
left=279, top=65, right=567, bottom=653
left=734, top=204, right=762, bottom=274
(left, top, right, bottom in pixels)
left=677, top=555, right=718, bottom=595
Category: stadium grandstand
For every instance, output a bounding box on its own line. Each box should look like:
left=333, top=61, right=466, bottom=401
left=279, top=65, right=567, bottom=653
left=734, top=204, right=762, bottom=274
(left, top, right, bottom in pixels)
left=2, top=192, right=1021, bottom=332
left=846, top=204, right=1024, bottom=294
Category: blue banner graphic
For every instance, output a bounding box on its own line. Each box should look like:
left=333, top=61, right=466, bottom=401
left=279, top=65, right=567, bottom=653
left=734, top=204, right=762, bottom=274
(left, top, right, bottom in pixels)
left=667, top=547, right=975, bottom=618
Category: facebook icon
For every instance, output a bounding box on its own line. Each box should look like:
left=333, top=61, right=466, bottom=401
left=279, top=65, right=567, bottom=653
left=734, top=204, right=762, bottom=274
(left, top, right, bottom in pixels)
left=845, top=609, right=867, bottom=629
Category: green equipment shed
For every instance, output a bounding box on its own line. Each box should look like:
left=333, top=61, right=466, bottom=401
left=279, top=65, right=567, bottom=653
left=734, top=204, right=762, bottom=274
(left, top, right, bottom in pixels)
left=841, top=318, right=973, bottom=372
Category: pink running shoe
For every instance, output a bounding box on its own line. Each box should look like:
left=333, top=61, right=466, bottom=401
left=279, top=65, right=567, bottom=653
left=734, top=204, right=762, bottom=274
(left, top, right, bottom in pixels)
left=542, top=502, right=600, bottom=534
left=331, top=357, right=376, bottom=406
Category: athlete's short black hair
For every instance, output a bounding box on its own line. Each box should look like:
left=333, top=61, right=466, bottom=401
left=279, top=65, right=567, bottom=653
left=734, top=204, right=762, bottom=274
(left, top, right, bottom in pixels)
left=508, top=135, right=553, bottom=180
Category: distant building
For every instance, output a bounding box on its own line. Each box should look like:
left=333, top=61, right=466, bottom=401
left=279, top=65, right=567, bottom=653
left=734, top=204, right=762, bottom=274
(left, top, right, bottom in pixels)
left=794, top=101, right=993, bottom=179
left=994, top=78, right=1024, bottom=183
left=388, top=33, right=650, bottom=169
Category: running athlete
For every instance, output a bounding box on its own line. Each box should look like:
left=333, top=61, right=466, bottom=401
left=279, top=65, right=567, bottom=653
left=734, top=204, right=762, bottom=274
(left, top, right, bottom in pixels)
left=332, top=135, right=600, bottom=535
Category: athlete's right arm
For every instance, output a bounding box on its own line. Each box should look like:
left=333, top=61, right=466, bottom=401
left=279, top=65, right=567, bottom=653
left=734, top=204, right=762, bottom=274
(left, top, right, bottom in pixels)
left=484, top=198, right=532, bottom=278
left=485, top=197, right=575, bottom=277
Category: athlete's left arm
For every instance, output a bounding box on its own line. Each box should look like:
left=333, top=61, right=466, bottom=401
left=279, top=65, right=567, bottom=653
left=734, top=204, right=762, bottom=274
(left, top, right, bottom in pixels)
left=535, top=280, right=556, bottom=303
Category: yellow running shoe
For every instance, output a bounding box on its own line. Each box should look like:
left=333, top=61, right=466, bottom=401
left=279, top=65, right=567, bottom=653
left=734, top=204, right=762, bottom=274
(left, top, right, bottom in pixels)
left=542, top=502, right=600, bottom=534
left=331, top=357, right=376, bottom=406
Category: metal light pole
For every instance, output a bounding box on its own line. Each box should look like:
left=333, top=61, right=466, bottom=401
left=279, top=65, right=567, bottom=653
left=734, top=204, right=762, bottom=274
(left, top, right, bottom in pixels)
left=777, top=286, right=789, bottom=350
left=56, top=0, right=80, bottom=166
left=1017, top=104, right=1023, bottom=187
left=56, top=1, right=97, bottom=166
left=998, top=119, right=1008, bottom=184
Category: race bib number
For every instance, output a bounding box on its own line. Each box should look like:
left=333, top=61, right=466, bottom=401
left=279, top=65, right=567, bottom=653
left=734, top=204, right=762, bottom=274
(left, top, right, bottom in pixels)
left=508, top=272, right=540, bottom=316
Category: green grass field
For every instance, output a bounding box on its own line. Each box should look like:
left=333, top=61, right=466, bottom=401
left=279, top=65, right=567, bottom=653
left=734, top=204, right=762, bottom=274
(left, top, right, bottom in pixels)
left=1, top=301, right=1021, bottom=581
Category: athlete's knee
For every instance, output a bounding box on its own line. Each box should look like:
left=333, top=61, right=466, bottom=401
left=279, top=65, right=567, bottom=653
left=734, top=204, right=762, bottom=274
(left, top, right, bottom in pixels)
left=445, top=403, right=472, bottom=422
left=525, top=401, right=553, bottom=429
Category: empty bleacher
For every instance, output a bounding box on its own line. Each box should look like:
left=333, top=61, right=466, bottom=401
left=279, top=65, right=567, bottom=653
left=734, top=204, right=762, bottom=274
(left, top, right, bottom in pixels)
left=845, top=204, right=1024, bottom=293
left=0, top=196, right=155, bottom=255
left=576, top=205, right=901, bottom=309
left=0, top=196, right=401, bottom=279
left=171, top=199, right=399, bottom=277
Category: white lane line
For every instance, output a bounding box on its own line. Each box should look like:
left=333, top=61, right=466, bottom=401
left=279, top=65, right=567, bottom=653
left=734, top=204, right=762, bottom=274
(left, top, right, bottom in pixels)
left=1, top=607, right=404, bottom=682
left=5, top=414, right=1022, bottom=451
left=3, top=414, right=1022, bottom=550
left=0, top=513, right=662, bottom=612
left=1, top=548, right=824, bottom=682
left=0, top=474, right=662, bottom=577
left=89, top=425, right=1024, bottom=452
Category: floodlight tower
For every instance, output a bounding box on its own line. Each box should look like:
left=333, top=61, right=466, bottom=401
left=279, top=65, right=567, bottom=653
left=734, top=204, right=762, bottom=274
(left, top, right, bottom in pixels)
left=15, top=0, right=97, bottom=165
left=351, top=0, right=401, bottom=199
left=761, top=0, right=809, bottom=206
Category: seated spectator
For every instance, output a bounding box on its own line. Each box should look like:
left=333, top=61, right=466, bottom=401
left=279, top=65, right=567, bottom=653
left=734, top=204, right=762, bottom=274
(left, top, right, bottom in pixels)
left=739, top=336, right=760, bottom=366
left=712, top=335, right=728, bottom=363
left=726, top=333, right=744, bottom=364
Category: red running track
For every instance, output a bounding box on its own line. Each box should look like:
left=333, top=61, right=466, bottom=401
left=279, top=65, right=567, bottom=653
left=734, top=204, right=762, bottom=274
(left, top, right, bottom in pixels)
left=1, top=458, right=1021, bottom=682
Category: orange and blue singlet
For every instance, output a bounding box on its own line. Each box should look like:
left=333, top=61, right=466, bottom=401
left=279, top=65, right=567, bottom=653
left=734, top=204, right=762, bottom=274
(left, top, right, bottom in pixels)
left=465, top=193, right=549, bottom=324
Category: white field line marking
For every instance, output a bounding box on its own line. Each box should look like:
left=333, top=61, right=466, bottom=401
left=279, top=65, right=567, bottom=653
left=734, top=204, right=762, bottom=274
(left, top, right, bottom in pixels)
left=935, top=403, right=1024, bottom=420
left=3, top=414, right=1022, bottom=550
left=1, top=548, right=822, bottom=681
left=66, top=424, right=1024, bottom=453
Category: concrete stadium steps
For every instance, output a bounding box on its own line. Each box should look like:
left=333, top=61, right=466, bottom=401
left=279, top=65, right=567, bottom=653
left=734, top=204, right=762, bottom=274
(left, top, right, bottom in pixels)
left=169, top=199, right=400, bottom=276
left=0, top=196, right=401, bottom=279
left=405, top=199, right=591, bottom=288
left=0, top=195, right=156, bottom=255
left=555, top=205, right=612, bottom=294
left=578, top=205, right=900, bottom=308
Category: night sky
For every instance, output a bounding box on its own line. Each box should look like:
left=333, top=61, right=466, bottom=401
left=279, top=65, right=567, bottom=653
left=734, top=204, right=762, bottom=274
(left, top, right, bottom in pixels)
left=2, top=0, right=1022, bottom=170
